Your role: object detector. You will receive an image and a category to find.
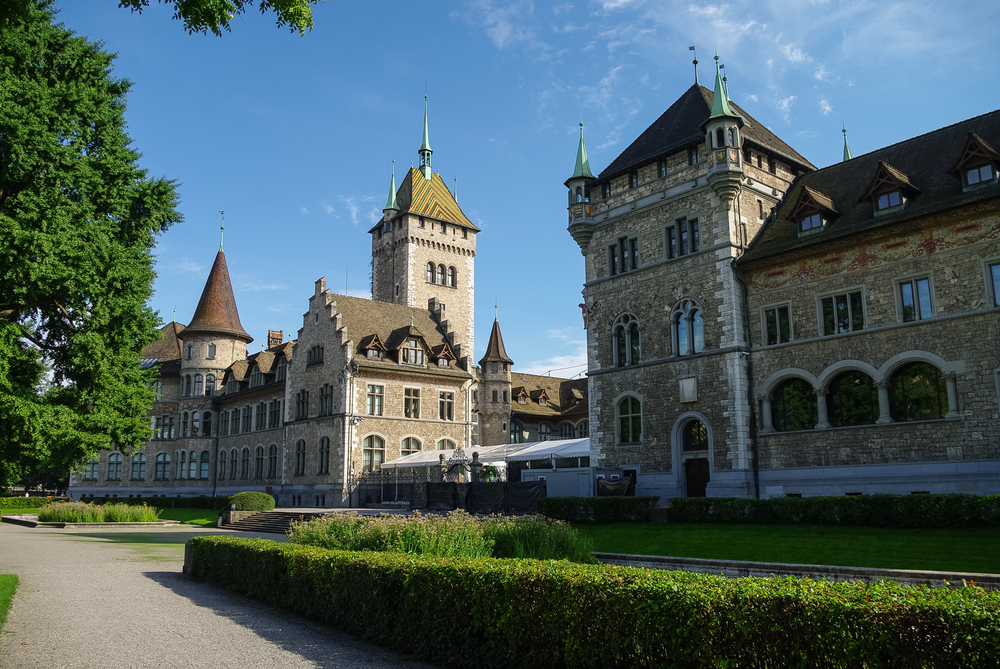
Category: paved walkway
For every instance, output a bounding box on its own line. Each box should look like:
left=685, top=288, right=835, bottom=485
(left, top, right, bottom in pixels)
left=0, top=522, right=438, bottom=668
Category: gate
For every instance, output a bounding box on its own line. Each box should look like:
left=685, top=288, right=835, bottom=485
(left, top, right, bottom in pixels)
left=354, top=470, right=416, bottom=508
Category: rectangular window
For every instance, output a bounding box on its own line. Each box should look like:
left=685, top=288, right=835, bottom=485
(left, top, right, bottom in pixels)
left=608, top=245, right=618, bottom=275
left=367, top=385, right=383, bottom=415
left=688, top=148, right=700, bottom=165
left=876, top=190, right=902, bottom=211
left=492, top=389, right=498, bottom=403
left=667, top=217, right=699, bottom=257
left=404, top=388, right=420, bottom=418
left=268, top=400, right=281, bottom=428
left=821, top=290, right=865, bottom=335
left=658, top=160, right=667, bottom=177
left=666, top=227, right=677, bottom=259
left=255, top=403, right=266, bottom=430
left=306, top=345, right=324, bottom=366
left=609, top=236, right=638, bottom=275
left=990, top=262, right=1000, bottom=307
left=764, top=305, right=791, bottom=345
left=319, top=384, right=333, bottom=417
left=768, top=156, right=776, bottom=174
left=401, top=339, right=424, bottom=365
left=241, top=406, right=252, bottom=432
left=898, top=277, right=933, bottom=322
left=439, top=391, right=454, bottom=421
left=966, top=164, right=995, bottom=187
left=799, top=213, right=824, bottom=233
left=628, top=171, right=638, bottom=189
left=295, top=391, right=309, bottom=420
left=602, top=183, right=610, bottom=199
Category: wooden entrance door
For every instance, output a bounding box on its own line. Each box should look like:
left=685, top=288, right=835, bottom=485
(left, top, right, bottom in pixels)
left=685, top=458, right=710, bottom=497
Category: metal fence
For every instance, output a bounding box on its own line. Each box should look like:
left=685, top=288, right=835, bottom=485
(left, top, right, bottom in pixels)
left=354, top=470, right=417, bottom=508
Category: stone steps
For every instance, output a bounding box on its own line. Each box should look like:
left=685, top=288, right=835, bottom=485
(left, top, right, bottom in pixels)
left=222, top=510, right=322, bottom=534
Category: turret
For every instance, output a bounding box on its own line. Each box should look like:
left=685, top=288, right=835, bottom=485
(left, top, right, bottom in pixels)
left=383, top=160, right=399, bottom=220
left=477, top=318, right=514, bottom=447
left=565, top=120, right=597, bottom=255
left=702, top=53, right=745, bottom=204
left=418, top=95, right=432, bottom=180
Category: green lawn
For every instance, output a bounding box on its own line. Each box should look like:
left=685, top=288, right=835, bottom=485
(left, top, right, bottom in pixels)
left=0, top=574, right=17, bottom=631
left=155, top=507, right=221, bottom=526
left=0, top=508, right=41, bottom=516
left=577, top=523, right=1000, bottom=574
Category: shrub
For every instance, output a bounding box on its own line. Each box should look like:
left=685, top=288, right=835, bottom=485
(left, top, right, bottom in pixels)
left=667, top=494, right=1000, bottom=529
left=228, top=491, right=276, bottom=512
left=481, top=514, right=595, bottom=563
left=0, top=496, right=64, bottom=509
left=37, top=501, right=159, bottom=523
left=537, top=496, right=659, bottom=524
left=190, top=535, right=1000, bottom=669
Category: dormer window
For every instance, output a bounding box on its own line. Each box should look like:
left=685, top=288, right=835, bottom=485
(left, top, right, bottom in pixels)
left=226, top=378, right=239, bottom=394
left=367, top=348, right=378, bottom=359
left=539, top=397, right=547, bottom=407
left=965, top=164, right=996, bottom=188
left=400, top=339, right=424, bottom=365
left=791, top=186, right=838, bottom=237
left=437, top=357, right=449, bottom=367
left=875, top=190, right=903, bottom=212
left=799, top=213, right=825, bottom=234
left=275, top=358, right=287, bottom=381
left=249, top=367, right=263, bottom=387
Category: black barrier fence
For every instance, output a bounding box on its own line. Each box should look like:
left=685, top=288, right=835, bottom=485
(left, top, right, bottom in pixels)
left=425, top=480, right=547, bottom=514
left=355, top=471, right=416, bottom=508
left=597, top=477, right=635, bottom=496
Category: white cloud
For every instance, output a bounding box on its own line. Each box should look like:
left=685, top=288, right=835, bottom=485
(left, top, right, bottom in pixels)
left=457, top=0, right=538, bottom=50
left=239, top=281, right=288, bottom=292
left=321, top=200, right=337, bottom=217
left=775, top=95, right=797, bottom=123
left=744, top=93, right=758, bottom=103
left=778, top=42, right=812, bottom=64
left=337, top=195, right=380, bottom=227
left=515, top=327, right=587, bottom=376
left=579, top=66, right=623, bottom=110
left=168, top=259, right=204, bottom=275
left=299, top=206, right=309, bottom=214
left=552, top=2, right=573, bottom=15
left=819, top=96, right=833, bottom=115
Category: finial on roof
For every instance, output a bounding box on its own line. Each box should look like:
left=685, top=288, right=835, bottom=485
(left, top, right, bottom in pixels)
left=419, top=93, right=433, bottom=179
left=218, top=211, right=225, bottom=251
left=842, top=121, right=853, bottom=162
left=571, top=117, right=594, bottom=179
left=410, top=312, right=414, bottom=327
left=384, top=159, right=398, bottom=210
left=454, top=176, right=458, bottom=202
left=689, top=46, right=698, bottom=84
left=707, top=51, right=736, bottom=120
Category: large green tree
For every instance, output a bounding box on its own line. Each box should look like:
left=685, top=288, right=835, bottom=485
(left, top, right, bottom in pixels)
left=0, top=0, right=181, bottom=488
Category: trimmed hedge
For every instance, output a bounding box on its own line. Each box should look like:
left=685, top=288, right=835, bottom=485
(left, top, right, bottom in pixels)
left=190, top=536, right=1000, bottom=669
left=0, top=496, right=64, bottom=509
left=668, top=494, right=1000, bottom=529
left=72, top=495, right=235, bottom=510
left=229, top=491, right=275, bottom=512
left=537, top=496, right=659, bottom=524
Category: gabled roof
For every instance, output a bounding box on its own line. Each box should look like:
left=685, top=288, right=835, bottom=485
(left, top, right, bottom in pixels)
left=600, top=84, right=814, bottom=179
left=182, top=251, right=252, bottom=343
left=143, top=321, right=185, bottom=360
left=510, top=374, right=588, bottom=419
left=791, top=186, right=839, bottom=219
left=478, top=319, right=513, bottom=366
left=948, top=132, right=1000, bottom=177
left=369, top=168, right=478, bottom=232
left=741, top=109, right=1000, bottom=265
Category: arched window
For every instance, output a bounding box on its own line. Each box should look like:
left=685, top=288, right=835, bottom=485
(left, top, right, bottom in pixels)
left=728, top=128, right=735, bottom=147
left=189, top=450, right=198, bottom=479
left=715, top=127, right=724, bottom=149
left=618, top=396, right=641, bottom=445
left=681, top=419, right=709, bottom=451
left=538, top=424, right=552, bottom=441
left=317, top=438, right=330, bottom=474
left=193, top=374, right=203, bottom=397
left=437, top=264, right=446, bottom=285
left=155, top=453, right=170, bottom=480
left=363, top=435, right=385, bottom=471
left=268, top=444, right=278, bottom=477
left=771, top=378, right=818, bottom=432
left=613, top=313, right=640, bottom=367
left=107, top=453, right=123, bottom=480
left=889, top=362, right=948, bottom=422
left=448, top=266, right=457, bottom=287
left=576, top=421, right=589, bottom=438
left=191, top=411, right=200, bottom=437
left=202, top=411, right=212, bottom=437
left=240, top=448, right=250, bottom=479
left=219, top=450, right=227, bottom=480
left=427, top=262, right=435, bottom=283
left=828, top=371, right=878, bottom=427
left=436, top=438, right=455, bottom=451
left=401, top=437, right=421, bottom=456
left=181, top=411, right=189, bottom=437
left=576, top=186, right=583, bottom=203
left=178, top=451, right=186, bottom=479
left=558, top=423, right=574, bottom=439
left=255, top=446, right=264, bottom=478
left=673, top=300, right=704, bottom=356
left=200, top=451, right=210, bottom=479
left=184, top=375, right=192, bottom=396
left=229, top=448, right=238, bottom=480
left=510, top=424, right=523, bottom=444
left=131, top=453, right=146, bottom=480
left=205, top=374, right=216, bottom=396
left=295, top=439, right=306, bottom=476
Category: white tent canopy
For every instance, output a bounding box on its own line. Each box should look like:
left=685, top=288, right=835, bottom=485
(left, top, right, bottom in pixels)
left=380, top=438, right=591, bottom=470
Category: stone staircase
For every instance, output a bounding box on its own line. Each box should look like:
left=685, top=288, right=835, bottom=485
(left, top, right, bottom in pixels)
left=222, top=510, right=323, bottom=535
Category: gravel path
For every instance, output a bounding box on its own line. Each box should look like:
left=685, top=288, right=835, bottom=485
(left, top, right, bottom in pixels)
left=0, top=522, right=438, bottom=669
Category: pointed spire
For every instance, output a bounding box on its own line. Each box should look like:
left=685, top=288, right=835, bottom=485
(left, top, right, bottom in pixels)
left=842, top=122, right=853, bottom=162
left=384, top=159, right=398, bottom=210
left=419, top=94, right=433, bottom=179
left=572, top=119, right=594, bottom=179
left=689, top=46, right=698, bottom=84
left=707, top=51, right=737, bottom=120
left=478, top=318, right=514, bottom=367
left=183, top=250, right=252, bottom=343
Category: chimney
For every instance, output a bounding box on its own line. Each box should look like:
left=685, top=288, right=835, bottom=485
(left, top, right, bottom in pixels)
left=267, top=330, right=283, bottom=348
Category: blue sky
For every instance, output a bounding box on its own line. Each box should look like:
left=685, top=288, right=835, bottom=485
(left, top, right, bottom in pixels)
left=55, top=0, right=1000, bottom=376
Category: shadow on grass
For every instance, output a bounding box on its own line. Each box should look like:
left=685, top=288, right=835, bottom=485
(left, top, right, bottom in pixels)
left=141, top=569, right=437, bottom=668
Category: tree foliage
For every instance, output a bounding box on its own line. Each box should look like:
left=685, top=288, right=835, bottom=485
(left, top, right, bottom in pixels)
left=0, top=1, right=181, bottom=487
left=117, top=0, right=322, bottom=36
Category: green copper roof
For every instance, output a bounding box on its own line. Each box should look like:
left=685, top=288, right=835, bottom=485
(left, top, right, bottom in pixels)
left=385, top=160, right=398, bottom=210
left=571, top=121, right=594, bottom=179
left=420, top=95, right=431, bottom=152
left=707, top=54, right=737, bottom=120
left=843, top=124, right=853, bottom=161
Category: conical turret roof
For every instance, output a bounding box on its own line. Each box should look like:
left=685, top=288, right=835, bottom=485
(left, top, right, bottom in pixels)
left=478, top=319, right=513, bottom=366
left=182, top=250, right=252, bottom=343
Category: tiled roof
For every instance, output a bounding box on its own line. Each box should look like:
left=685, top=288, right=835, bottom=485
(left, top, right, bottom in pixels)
left=143, top=321, right=185, bottom=359
left=370, top=168, right=478, bottom=232
left=600, top=84, right=815, bottom=179
left=741, top=109, right=1000, bottom=264
left=510, top=374, right=588, bottom=419
left=478, top=319, right=513, bottom=366
left=183, top=251, right=252, bottom=343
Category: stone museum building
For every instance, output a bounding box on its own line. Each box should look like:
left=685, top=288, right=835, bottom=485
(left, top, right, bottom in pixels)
left=567, top=56, right=1000, bottom=499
